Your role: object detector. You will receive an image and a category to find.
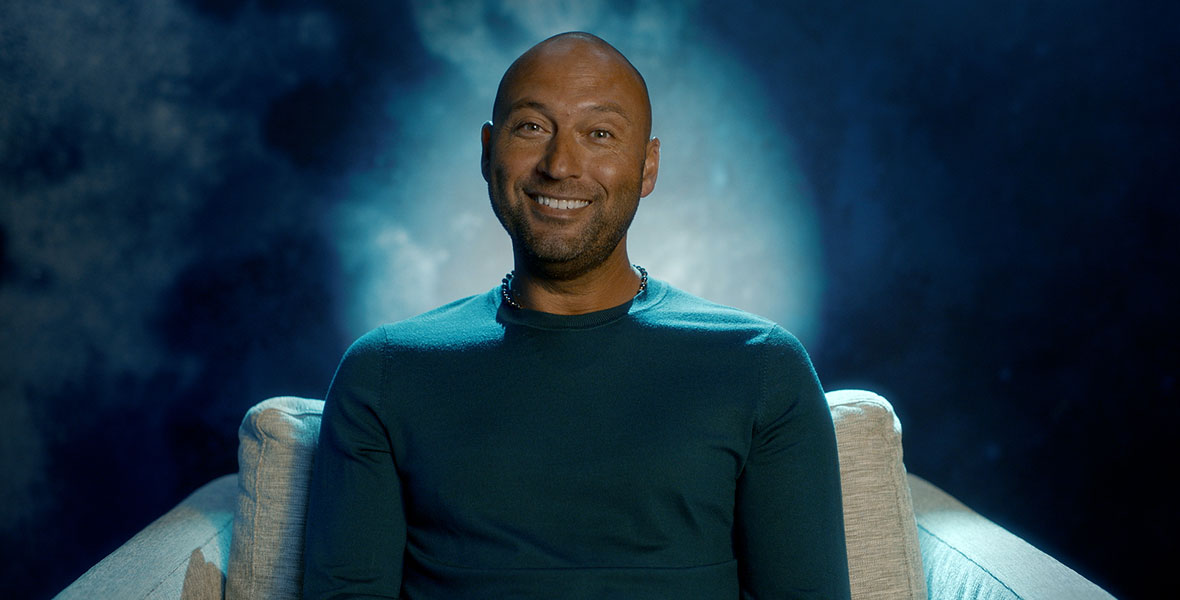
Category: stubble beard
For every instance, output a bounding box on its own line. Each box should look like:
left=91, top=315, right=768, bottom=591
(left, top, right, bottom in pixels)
left=489, top=174, right=639, bottom=281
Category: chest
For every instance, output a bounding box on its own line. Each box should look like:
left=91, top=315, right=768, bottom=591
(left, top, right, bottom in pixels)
left=384, top=349, right=760, bottom=563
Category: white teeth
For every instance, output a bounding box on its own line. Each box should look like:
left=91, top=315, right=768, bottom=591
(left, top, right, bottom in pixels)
left=534, top=195, right=589, bottom=210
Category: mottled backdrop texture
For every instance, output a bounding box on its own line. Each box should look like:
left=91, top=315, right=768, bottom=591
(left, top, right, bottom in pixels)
left=1, top=1, right=1176, bottom=599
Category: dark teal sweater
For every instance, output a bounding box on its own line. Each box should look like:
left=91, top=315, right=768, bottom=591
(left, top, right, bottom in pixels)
left=303, top=279, right=850, bottom=599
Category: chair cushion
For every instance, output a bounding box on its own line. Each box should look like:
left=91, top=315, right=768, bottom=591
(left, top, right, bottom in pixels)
left=227, top=391, right=923, bottom=600
left=55, top=475, right=237, bottom=600
left=226, top=397, right=323, bottom=600
left=828, top=389, right=926, bottom=600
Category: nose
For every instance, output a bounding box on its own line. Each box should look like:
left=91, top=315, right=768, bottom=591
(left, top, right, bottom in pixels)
left=538, top=132, right=580, bottom=180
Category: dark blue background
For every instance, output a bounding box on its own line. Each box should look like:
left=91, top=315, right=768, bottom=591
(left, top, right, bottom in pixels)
left=2, top=1, right=1175, bottom=599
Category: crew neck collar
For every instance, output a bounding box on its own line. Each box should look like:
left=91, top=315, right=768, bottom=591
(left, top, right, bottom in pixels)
left=493, top=278, right=668, bottom=330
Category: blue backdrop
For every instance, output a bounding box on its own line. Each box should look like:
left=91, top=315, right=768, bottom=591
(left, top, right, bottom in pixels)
left=1, top=1, right=1175, bottom=598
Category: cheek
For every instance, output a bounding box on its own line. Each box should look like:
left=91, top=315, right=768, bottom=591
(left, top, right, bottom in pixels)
left=491, top=163, right=513, bottom=195
left=490, top=147, right=524, bottom=179
left=496, top=141, right=542, bottom=170
left=589, top=152, right=625, bottom=178
left=593, top=155, right=642, bottom=191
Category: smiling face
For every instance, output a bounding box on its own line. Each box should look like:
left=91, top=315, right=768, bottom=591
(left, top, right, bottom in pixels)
left=482, top=33, right=660, bottom=280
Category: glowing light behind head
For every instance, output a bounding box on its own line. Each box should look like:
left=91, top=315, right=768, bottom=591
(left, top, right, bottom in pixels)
left=332, top=1, right=823, bottom=343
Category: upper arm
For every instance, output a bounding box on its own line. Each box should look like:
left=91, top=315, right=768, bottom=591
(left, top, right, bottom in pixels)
left=303, top=327, right=406, bottom=599
left=734, top=327, right=850, bottom=599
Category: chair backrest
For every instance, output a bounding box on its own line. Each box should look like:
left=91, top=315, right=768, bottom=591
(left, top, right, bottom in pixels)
left=226, top=390, right=924, bottom=600
left=828, top=389, right=926, bottom=600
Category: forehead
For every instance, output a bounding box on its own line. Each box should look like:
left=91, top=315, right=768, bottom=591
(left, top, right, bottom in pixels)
left=496, top=42, right=649, bottom=123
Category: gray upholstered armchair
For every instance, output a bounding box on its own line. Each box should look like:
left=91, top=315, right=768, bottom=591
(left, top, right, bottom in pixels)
left=55, top=390, right=1114, bottom=599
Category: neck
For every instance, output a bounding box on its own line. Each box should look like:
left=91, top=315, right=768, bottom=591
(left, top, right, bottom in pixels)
left=507, top=247, right=643, bottom=315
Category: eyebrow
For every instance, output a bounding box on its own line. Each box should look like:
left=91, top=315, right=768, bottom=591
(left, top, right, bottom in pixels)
left=507, top=99, right=633, bottom=124
left=588, top=102, right=632, bottom=123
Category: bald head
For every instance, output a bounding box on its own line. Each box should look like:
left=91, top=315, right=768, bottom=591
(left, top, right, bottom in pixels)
left=480, top=31, right=662, bottom=286
left=492, top=32, right=652, bottom=139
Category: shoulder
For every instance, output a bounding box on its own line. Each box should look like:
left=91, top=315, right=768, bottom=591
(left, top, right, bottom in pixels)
left=642, top=281, right=817, bottom=380
left=368, top=289, right=501, bottom=353
left=641, top=280, right=798, bottom=345
left=328, top=290, right=500, bottom=393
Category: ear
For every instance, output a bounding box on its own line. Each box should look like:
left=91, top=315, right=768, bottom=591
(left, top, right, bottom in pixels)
left=640, top=137, right=660, bottom=198
left=481, top=121, right=493, bottom=183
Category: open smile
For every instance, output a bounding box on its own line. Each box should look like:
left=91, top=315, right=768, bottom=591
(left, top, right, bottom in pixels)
left=531, top=194, right=591, bottom=210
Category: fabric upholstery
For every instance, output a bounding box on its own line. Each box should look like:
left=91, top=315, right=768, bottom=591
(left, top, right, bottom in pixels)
left=827, top=389, right=927, bottom=600
left=182, top=548, right=228, bottom=600
left=226, top=397, right=323, bottom=600
left=54, top=474, right=236, bottom=600
left=909, top=475, right=1116, bottom=600
left=225, top=391, right=924, bottom=600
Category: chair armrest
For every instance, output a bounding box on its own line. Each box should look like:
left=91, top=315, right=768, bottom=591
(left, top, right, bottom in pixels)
left=55, top=474, right=238, bottom=600
left=908, top=474, right=1114, bottom=600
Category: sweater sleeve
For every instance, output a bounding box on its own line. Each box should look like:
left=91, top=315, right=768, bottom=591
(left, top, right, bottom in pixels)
left=303, top=327, right=405, bottom=600
left=734, top=326, right=851, bottom=600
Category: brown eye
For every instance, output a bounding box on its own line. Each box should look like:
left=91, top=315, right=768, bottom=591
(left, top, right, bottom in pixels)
left=590, top=129, right=612, bottom=139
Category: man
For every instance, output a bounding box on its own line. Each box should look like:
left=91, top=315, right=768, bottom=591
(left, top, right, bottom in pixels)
left=303, top=32, right=850, bottom=599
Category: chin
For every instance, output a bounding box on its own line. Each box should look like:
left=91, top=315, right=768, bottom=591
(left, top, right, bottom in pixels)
left=517, top=236, right=624, bottom=280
